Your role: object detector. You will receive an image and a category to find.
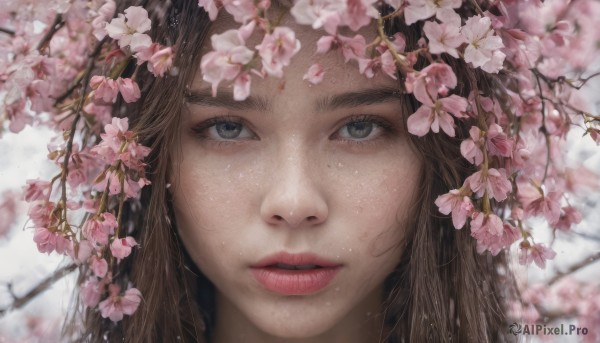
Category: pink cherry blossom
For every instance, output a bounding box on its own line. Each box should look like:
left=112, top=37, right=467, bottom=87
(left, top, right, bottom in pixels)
left=110, top=236, right=138, bottom=260
left=407, top=94, right=467, bottom=137
left=423, top=20, right=463, bottom=58
left=303, top=63, right=325, bottom=84
left=406, top=62, right=457, bottom=102
left=28, top=201, right=55, bottom=227
left=465, top=168, right=511, bottom=202
left=23, top=179, right=51, bottom=202
left=223, top=0, right=262, bottom=23
left=460, top=126, right=484, bottom=165
left=341, top=0, right=379, bottom=31
left=517, top=181, right=561, bottom=224
left=404, top=0, right=462, bottom=26
left=471, top=213, right=520, bottom=255
left=33, top=227, right=70, bottom=255
left=461, top=15, right=506, bottom=73
left=105, top=6, right=152, bottom=52
left=358, top=50, right=397, bottom=79
left=198, top=0, right=221, bottom=21
left=116, top=78, right=141, bottom=103
left=435, top=189, right=474, bottom=229
left=99, top=284, right=142, bottom=322
left=91, top=0, right=116, bottom=40
left=83, top=213, right=116, bottom=246
left=148, top=46, right=174, bottom=77
left=90, top=76, right=119, bottom=103
left=554, top=206, right=582, bottom=231
left=486, top=123, right=512, bottom=157
left=290, top=0, right=346, bottom=35
left=200, top=28, right=254, bottom=97
left=91, top=256, right=108, bottom=278
left=0, top=192, right=18, bottom=238
left=518, top=242, right=556, bottom=269
left=81, top=278, right=104, bottom=307
left=256, top=26, right=301, bottom=78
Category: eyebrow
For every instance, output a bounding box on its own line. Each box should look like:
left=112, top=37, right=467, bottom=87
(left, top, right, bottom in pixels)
left=184, top=87, right=403, bottom=112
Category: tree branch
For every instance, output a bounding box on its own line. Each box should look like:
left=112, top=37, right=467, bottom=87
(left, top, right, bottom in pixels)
left=0, top=264, right=77, bottom=317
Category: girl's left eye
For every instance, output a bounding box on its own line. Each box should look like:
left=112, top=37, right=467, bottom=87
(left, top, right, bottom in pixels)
left=335, top=117, right=391, bottom=142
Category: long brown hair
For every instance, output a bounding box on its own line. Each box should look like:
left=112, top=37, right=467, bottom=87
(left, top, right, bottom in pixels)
left=67, top=0, right=516, bottom=341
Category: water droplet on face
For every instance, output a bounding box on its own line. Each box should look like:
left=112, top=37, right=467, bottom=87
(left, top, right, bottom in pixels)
left=334, top=287, right=340, bottom=292
left=325, top=301, right=331, bottom=306
left=348, top=248, right=352, bottom=252
left=366, top=312, right=372, bottom=316
left=354, top=170, right=358, bottom=175
left=337, top=162, right=343, bottom=167
left=221, top=241, right=225, bottom=246
left=226, top=164, right=231, bottom=170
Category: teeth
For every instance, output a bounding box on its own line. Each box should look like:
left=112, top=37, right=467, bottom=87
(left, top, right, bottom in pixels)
left=273, top=263, right=319, bottom=270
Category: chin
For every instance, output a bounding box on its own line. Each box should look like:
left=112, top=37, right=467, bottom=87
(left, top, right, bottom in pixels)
left=248, top=304, right=342, bottom=339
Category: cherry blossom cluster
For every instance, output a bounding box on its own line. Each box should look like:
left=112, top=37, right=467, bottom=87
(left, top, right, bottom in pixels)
left=1, top=1, right=175, bottom=322
left=510, top=277, right=600, bottom=343
left=198, top=0, right=600, bottom=270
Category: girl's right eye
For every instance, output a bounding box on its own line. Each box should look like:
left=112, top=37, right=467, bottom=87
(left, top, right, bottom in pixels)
left=192, top=117, right=255, bottom=141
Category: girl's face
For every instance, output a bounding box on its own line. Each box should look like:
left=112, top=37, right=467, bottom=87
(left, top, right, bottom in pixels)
left=171, top=18, right=422, bottom=341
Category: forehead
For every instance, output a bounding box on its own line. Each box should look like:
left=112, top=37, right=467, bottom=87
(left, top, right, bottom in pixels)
left=193, top=11, right=400, bottom=98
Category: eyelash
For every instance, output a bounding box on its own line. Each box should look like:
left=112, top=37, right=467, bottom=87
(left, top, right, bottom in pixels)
left=190, top=114, right=396, bottom=147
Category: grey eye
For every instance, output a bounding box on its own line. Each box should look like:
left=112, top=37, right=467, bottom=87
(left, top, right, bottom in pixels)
left=345, top=121, right=374, bottom=139
left=215, top=122, right=243, bottom=139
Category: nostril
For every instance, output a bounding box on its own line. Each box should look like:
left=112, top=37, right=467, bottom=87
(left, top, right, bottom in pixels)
left=307, top=216, right=317, bottom=221
left=273, top=215, right=284, bottom=221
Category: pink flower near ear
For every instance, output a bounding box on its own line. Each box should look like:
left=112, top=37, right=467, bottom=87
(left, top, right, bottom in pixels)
left=465, top=168, right=511, bottom=202
left=407, top=62, right=457, bottom=103
left=470, top=211, right=503, bottom=237
left=303, top=63, right=325, bottom=84
left=116, top=78, right=141, bottom=103
left=90, top=76, right=119, bottom=103
left=99, top=284, right=142, bottom=322
left=423, top=20, right=463, bottom=58
left=435, top=189, right=474, bottom=229
left=110, top=236, right=138, bottom=260
left=256, top=27, right=301, bottom=78
left=105, top=6, right=152, bottom=52
left=81, top=278, right=104, bottom=307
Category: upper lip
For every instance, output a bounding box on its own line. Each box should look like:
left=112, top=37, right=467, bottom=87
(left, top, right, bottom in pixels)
left=251, top=251, right=342, bottom=268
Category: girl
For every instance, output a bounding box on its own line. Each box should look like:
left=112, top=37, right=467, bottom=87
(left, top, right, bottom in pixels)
left=6, top=0, right=594, bottom=341
left=72, top=0, right=512, bottom=342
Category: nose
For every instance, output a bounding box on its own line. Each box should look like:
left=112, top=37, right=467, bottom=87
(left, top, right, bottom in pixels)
left=260, top=145, right=329, bottom=228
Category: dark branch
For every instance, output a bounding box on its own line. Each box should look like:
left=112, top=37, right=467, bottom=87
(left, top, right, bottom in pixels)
left=0, top=264, right=77, bottom=317
left=548, top=251, right=600, bottom=286
left=0, top=27, right=15, bottom=36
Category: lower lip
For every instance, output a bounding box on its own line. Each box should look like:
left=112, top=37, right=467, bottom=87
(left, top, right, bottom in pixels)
left=251, top=267, right=341, bottom=295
